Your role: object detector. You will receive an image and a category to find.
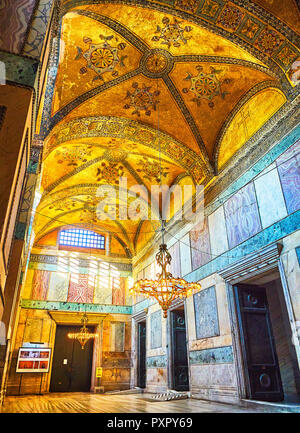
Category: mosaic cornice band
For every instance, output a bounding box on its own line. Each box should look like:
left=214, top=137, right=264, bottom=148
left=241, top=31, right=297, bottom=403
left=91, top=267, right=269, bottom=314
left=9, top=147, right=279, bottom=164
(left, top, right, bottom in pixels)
left=29, top=253, right=132, bottom=271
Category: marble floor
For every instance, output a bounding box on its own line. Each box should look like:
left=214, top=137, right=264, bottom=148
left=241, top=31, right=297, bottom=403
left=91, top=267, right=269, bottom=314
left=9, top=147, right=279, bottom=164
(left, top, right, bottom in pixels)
left=1, top=392, right=297, bottom=413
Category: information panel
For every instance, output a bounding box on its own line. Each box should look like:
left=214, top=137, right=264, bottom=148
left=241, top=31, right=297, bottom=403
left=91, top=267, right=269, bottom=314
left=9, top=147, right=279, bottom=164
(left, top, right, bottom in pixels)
left=16, top=348, right=51, bottom=373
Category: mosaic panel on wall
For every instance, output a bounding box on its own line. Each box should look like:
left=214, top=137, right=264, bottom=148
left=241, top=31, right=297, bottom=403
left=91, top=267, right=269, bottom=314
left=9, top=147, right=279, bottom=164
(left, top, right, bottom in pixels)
left=224, top=181, right=262, bottom=249
left=193, top=286, right=219, bottom=339
left=67, top=273, right=94, bottom=303
left=150, top=310, right=162, bottom=349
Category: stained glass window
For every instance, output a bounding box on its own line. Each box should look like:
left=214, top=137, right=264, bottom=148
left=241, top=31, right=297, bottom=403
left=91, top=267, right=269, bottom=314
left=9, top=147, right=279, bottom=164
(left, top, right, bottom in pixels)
left=59, top=229, right=105, bottom=249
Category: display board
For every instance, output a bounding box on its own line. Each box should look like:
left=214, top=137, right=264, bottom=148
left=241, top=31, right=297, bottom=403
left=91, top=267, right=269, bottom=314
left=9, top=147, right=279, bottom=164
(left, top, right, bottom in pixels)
left=16, top=348, right=51, bottom=373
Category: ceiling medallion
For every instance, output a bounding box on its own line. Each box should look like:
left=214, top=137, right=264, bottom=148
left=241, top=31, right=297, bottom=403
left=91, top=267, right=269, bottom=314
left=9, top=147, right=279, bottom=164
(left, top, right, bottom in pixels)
left=141, top=49, right=174, bottom=78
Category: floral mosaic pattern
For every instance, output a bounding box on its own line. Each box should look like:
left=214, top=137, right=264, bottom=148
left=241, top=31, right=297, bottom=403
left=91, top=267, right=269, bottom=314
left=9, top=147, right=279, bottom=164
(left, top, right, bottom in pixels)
left=76, top=34, right=127, bottom=82
left=254, top=28, right=283, bottom=57
left=124, top=82, right=160, bottom=116
left=217, top=3, right=244, bottom=32
left=183, top=66, right=232, bottom=108
left=136, top=156, right=169, bottom=183
left=96, top=161, right=125, bottom=184
left=152, top=17, right=192, bottom=48
left=55, top=145, right=93, bottom=167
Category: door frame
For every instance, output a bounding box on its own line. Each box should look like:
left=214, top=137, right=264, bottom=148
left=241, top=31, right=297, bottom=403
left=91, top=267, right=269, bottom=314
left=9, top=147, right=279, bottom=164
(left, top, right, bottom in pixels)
left=219, top=242, right=299, bottom=400
left=166, top=298, right=190, bottom=391
left=131, top=309, right=147, bottom=388
left=47, top=312, right=105, bottom=393
left=137, top=320, right=146, bottom=388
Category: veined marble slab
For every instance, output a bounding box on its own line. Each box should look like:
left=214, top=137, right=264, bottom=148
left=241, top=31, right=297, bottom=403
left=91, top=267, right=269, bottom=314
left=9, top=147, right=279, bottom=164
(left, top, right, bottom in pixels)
left=254, top=168, right=287, bottom=228
left=179, top=233, right=192, bottom=276
left=20, top=299, right=132, bottom=314
left=208, top=206, right=228, bottom=257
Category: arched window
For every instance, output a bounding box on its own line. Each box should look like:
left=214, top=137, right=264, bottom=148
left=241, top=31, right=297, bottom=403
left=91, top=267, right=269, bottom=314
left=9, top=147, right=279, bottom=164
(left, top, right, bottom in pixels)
left=59, top=229, right=105, bottom=250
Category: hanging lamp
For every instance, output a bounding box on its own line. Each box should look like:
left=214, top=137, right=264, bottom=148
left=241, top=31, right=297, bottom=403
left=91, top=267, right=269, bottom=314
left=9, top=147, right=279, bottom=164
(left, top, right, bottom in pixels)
left=129, top=84, right=201, bottom=318
left=67, top=313, right=98, bottom=349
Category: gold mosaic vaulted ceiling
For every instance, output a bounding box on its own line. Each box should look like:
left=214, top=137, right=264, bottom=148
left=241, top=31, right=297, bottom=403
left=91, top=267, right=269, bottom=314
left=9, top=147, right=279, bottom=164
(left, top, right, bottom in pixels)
left=34, top=0, right=300, bottom=255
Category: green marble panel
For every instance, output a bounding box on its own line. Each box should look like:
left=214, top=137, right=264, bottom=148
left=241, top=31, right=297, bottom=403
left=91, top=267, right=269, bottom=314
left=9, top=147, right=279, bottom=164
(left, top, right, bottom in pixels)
left=146, top=355, right=167, bottom=368
left=20, top=299, right=132, bottom=314
left=189, top=345, right=233, bottom=364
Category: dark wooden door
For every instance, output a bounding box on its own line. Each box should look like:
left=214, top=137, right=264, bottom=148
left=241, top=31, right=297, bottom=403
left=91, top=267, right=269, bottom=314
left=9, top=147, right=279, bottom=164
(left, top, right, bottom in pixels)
left=50, top=325, right=94, bottom=393
left=234, top=284, right=284, bottom=401
left=171, top=309, right=189, bottom=391
left=137, top=321, right=146, bottom=388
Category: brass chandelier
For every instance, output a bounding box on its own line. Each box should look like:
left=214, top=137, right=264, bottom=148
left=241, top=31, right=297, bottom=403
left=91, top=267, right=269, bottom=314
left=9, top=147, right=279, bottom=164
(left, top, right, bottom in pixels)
left=129, top=84, right=201, bottom=317
left=67, top=313, right=98, bottom=349
left=130, top=239, right=201, bottom=318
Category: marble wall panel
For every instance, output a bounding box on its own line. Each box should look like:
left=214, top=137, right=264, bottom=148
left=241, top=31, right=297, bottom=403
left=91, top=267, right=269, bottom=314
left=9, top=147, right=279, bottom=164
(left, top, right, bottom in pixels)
left=190, top=363, right=236, bottom=388
left=208, top=206, right=229, bottom=257
left=110, top=322, right=125, bottom=352
left=47, top=272, right=69, bottom=302
left=112, top=276, right=125, bottom=306
left=93, top=274, right=112, bottom=304
left=179, top=233, right=192, bottom=276
left=224, top=182, right=262, bottom=249
left=0, top=0, right=36, bottom=53
left=190, top=218, right=211, bottom=270
left=150, top=310, right=162, bottom=349
left=254, top=168, right=287, bottom=228
left=277, top=152, right=300, bottom=215
left=31, top=270, right=50, bottom=300
left=146, top=367, right=168, bottom=393
left=193, top=286, right=220, bottom=339
left=296, top=246, right=300, bottom=266
left=189, top=346, right=233, bottom=365
left=281, top=231, right=300, bottom=321
left=169, top=241, right=181, bottom=277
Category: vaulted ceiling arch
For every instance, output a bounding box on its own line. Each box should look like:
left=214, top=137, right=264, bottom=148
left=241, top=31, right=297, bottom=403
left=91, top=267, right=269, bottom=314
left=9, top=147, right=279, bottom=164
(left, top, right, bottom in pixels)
left=32, top=0, right=299, bottom=254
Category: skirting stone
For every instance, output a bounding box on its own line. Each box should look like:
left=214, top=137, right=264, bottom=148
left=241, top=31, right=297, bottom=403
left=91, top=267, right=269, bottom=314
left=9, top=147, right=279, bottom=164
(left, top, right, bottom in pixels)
left=191, top=386, right=240, bottom=405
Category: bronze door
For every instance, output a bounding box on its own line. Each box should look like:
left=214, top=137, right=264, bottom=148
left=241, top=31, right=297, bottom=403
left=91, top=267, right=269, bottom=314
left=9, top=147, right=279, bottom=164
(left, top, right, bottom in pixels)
left=137, top=321, right=146, bottom=388
left=50, top=325, right=94, bottom=392
left=171, top=310, right=189, bottom=391
left=234, top=284, right=284, bottom=401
